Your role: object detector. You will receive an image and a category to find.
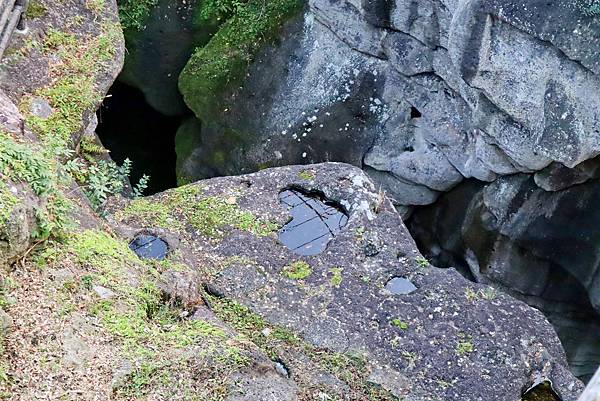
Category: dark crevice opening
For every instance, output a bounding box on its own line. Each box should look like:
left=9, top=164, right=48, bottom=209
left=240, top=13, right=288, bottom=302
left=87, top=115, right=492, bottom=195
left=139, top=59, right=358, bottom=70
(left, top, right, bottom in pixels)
left=96, top=81, right=181, bottom=195
left=410, top=106, right=422, bottom=119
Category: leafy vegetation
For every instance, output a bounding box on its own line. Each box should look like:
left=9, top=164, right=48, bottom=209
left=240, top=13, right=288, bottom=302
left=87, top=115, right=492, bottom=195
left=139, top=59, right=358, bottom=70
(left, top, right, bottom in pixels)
left=118, top=0, right=159, bottom=31
left=179, top=0, right=304, bottom=121
left=391, top=318, right=409, bottom=330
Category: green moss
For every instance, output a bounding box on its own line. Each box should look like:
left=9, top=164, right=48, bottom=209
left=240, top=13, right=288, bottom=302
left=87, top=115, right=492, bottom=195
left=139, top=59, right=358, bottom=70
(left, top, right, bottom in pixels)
left=282, top=260, right=312, bottom=280
left=25, top=0, right=47, bottom=18
left=179, top=0, right=304, bottom=121
left=41, top=230, right=250, bottom=398
left=120, top=184, right=278, bottom=238
left=23, top=25, right=119, bottom=151
left=330, top=267, right=343, bottom=288
left=0, top=183, right=18, bottom=227
left=457, top=340, right=474, bottom=355
left=298, top=169, right=316, bottom=181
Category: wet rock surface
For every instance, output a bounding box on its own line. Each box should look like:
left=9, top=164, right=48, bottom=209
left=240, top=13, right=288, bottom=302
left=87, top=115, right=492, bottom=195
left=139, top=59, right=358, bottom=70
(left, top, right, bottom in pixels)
left=113, top=163, right=584, bottom=400
left=278, top=187, right=348, bottom=255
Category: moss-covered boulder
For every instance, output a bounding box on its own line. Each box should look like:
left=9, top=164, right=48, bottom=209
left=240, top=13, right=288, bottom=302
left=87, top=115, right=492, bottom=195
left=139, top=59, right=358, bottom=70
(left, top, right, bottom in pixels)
left=178, top=0, right=304, bottom=121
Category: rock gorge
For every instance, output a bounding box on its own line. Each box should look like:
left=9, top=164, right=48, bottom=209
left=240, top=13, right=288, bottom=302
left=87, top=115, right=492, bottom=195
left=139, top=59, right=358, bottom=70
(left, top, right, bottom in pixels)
left=0, top=0, right=598, bottom=399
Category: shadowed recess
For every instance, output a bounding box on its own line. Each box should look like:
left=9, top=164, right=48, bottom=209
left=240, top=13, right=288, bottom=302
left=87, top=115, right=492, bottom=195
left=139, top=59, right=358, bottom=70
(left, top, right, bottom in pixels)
left=278, top=188, right=348, bottom=255
left=521, top=380, right=562, bottom=401
left=96, top=81, right=180, bottom=195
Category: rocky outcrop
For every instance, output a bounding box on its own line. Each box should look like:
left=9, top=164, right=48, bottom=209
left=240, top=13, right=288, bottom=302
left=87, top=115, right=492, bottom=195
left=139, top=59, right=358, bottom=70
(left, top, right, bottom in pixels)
left=175, top=0, right=600, bottom=210
left=408, top=172, right=600, bottom=381
left=112, top=162, right=584, bottom=400
left=119, top=0, right=217, bottom=116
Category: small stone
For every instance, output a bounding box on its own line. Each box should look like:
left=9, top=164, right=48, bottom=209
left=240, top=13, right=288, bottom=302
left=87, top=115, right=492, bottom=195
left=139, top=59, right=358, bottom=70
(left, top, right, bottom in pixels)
left=93, top=285, right=115, bottom=299
left=275, top=361, right=290, bottom=378
left=30, top=98, right=54, bottom=119
left=111, top=359, right=134, bottom=391
left=51, top=268, right=75, bottom=286
left=0, top=309, right=13, bottom=332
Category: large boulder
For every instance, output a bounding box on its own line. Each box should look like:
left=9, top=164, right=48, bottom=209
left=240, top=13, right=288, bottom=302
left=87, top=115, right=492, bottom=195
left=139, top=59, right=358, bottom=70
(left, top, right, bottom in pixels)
left=112, top=162, right=583, bottom=400
left=176, top=0, right=600, bottom=209
left=408, top=170, right=600, bottom=381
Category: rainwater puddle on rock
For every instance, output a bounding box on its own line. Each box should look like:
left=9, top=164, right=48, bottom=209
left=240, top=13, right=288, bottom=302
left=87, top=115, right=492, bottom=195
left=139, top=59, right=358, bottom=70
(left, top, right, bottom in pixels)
left=522, top=381, right=562, bottom=401
left=278, top=188, right=348, bottom=256
left=385, top=277, right=417, bottom=295
left=129, top=234, right=169, bottom=260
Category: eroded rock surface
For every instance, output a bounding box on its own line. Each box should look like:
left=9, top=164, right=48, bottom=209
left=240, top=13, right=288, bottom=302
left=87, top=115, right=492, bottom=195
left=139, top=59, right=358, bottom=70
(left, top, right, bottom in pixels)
left=176, top=0, right=600, bottom=209
left=409, top=173, right=600, bottom=381
left=112, top=163, right=584, bottom=400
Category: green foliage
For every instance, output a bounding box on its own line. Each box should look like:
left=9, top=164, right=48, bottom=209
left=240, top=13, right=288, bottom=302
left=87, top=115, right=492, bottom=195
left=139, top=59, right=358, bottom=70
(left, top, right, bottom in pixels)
left=179, top=0, right=304, bottom=121
left=282, top=260, right=312, bottom=280
left=198, top=0, right=247, bottom=22
left=391, top=318, right=409, bottom=330
left=25, top=0, right=47, bottom=18
left=118, top=0, right=159, bottom=31
left=84, top=159, right=132, bottom=208
left=0, top=183, right=18, bottom=227
left=330, top=267, right=343, bottom=287
left=457, top=340, right=474, bottom=355
left=415, top=256, right=429, bottom=268
left=298, top=169, right=316, bottom=181
left=0, top=132, right=70, bottom=238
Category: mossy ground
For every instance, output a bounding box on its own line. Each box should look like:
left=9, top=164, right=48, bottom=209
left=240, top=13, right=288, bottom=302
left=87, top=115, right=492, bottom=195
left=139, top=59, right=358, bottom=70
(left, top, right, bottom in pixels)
left=117, top=184, right=279, bottom=238
left=0, top=0, right=122, bottom=242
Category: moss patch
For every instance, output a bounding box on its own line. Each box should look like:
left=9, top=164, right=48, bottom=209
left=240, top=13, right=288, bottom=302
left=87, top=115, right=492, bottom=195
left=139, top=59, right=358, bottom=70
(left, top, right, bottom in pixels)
left=25, top=0, right=47, bottom=19
left=119, top=184, right=279, bottom=238
left=179, top=0, right=304, bottom=121
left=38, top=229, right=252, bottom=398
left=282, top=260, right=312, bottom=280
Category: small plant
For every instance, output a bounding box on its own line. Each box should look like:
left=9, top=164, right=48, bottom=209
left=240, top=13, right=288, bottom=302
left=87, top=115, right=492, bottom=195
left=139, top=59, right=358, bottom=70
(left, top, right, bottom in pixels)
left=330, top=267, right=343, bottom=288
left=415, top=256, right=429, bottom=268
left=81, top=275, right=94, bottom=290
left=480, top=287, right=497, bottom=301
left=282, top=261, right=312, bottom=280
left=391, top=318, right=409, bottom=330
left=465, top=287, right=478, bottom=302
left=133, top=174, right=150, bottom=198
left=298, top=169, right=315, bottom=181
left=457, top=340, right=474, bottom=355
left=118, top=0, right=159, bottom=30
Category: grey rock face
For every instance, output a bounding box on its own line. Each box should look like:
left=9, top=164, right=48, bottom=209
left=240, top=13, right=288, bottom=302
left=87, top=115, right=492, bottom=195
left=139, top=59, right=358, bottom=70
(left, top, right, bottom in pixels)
left=177, top=0, right=600, bottom=208
left=117, top=163, right=584, bottom=400
left=408, top=171, right=600, bottom=381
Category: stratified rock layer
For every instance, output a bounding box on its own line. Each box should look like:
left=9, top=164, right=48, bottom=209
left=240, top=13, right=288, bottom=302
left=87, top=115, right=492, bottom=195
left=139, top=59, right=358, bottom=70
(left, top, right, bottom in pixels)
left=176, top=0, right=600, bottom=210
